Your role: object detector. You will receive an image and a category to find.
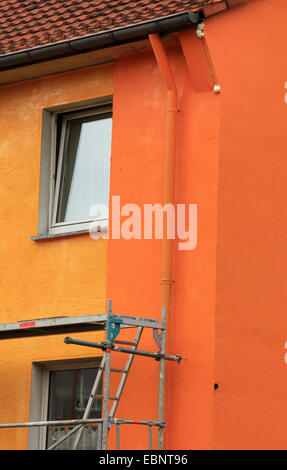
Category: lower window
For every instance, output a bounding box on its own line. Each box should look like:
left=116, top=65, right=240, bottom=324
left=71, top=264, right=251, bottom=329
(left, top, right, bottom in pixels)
left=29, top=360, right=102, bottom=450
left=46, top=367, right=102, bottom=450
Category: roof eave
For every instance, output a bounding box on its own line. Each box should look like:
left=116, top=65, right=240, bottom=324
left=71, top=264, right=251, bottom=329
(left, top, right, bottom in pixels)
left=0, top=11, right=201, bottom=72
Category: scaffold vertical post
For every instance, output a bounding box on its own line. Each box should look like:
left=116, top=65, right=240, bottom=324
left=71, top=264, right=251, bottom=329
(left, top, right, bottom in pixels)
left=97, top=423, right=102, bottom=450
left=102, top=299, right=112, bottom=449
left=158, top=306, right=166, bottom=450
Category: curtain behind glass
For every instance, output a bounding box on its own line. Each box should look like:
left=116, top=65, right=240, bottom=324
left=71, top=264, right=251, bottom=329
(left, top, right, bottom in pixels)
left=56, top=113, right=112, bottom=224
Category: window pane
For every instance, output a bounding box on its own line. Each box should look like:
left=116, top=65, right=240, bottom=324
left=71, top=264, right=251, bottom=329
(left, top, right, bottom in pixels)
left=56, top=113, right=112, bottom=224
left=46, top=368, right=102, bottom=450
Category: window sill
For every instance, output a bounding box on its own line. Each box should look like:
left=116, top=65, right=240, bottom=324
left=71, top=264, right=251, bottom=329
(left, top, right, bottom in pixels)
left=30, top=229, right=90, bottom=241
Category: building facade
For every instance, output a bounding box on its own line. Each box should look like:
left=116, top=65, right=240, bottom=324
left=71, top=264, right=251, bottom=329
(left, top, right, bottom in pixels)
left=0, top=0, right=286, bottom=450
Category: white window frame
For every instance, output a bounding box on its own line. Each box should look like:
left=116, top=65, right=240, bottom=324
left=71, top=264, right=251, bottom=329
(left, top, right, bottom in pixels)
left=37, top=97, right=113, bottom=238
left=28, top=357, right=102, bottom=450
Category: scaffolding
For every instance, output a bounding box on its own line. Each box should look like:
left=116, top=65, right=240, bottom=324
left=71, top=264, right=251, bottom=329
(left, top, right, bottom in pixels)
left=0, top=300, right=181, bottom=450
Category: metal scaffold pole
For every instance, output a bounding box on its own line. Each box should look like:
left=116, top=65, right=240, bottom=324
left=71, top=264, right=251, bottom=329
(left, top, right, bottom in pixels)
left=158, top=306, right=166, bottom=450
left=102, top=299, right=113, bottom=450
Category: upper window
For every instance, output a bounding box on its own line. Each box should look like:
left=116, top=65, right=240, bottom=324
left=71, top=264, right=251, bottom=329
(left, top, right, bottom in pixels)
left=37, top=100, right=113, bottom=237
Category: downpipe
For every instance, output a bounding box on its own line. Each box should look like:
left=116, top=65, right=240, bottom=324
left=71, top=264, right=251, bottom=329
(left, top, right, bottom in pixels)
left=148, top=33, right=178, bottom=450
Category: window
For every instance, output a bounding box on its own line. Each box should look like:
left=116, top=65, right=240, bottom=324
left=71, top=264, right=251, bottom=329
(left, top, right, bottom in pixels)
left=38, top=99, right=113, bottom=237
left=46, top=367, right=102, bottom=450
left=29, top=360, right=103, bottom=450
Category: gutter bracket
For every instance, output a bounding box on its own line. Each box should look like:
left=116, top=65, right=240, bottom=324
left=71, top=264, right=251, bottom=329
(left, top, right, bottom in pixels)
left=194, top=21, right=221, bottom=93
left=196, top=22, right=205, bottom=38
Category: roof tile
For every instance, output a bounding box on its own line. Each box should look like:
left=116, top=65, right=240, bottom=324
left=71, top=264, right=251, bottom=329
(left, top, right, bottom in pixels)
left=0, top=1, right=229, bottom=55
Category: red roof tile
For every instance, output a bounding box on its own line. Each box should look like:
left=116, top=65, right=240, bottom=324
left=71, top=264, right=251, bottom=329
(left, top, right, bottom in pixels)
left=0, top=1, right=240, bottom=55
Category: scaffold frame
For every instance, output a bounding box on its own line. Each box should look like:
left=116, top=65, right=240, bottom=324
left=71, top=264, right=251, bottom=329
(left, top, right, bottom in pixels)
left=0, top=299, right=181, bottom=450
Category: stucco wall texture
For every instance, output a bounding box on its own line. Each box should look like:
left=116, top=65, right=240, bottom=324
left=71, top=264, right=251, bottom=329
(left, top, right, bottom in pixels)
left=209, top=0, right=287, bottom=450
left=0, top=64, right=113, bottom=449
left=0, top=0, right=286, bottom=450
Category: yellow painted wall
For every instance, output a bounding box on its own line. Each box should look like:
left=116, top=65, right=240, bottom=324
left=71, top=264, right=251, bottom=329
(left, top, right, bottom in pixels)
left=0, top=63, right=114, bottom=449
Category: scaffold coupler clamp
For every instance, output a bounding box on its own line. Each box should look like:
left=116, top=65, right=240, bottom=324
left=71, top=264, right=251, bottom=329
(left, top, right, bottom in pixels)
left=101, top=341, right=115, bottom=352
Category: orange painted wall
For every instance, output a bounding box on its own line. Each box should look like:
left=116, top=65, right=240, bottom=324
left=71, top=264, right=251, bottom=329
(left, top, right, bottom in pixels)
left=107, top=0, right=287, bottom=450
left=205, top=0, right=287, bottom=449
left=106, top=42, right=220, bottom=449
left=0, top=64, right=113, bottom=449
